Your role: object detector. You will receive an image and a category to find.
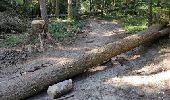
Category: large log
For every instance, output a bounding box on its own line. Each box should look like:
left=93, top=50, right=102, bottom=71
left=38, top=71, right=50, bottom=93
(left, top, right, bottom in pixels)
left=0, top=24, right=170, bottom=100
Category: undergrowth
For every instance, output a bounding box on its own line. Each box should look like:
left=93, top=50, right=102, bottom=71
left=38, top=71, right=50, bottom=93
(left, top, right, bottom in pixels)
left=0, top=19, right=84, bottom=48
left=102, top=12, right=147, bottom=34
left=0, top=32, right=29, bottom=47
left=101, top=1, right=169, bottom=34
left=48, top=19, right=84, bottom=41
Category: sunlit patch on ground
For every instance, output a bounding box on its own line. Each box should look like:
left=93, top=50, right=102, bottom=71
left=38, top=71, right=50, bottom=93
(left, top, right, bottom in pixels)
left=105, top=70, right=170, bottom=93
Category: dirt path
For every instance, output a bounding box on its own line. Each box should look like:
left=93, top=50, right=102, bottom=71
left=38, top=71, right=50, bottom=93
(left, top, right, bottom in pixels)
left=27, top=41, right=170, bottom=100
left=0, top=19, right=127, bottom=82
left=1, top=19, right=170, bottom=100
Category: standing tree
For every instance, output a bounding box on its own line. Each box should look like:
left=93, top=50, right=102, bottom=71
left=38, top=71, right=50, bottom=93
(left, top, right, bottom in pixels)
left=157, top=0, right=161, bottom=7
left=148, top=0, right=153, bottom=26
left=55, top=0, right=59, bottom=18
left=33, top=0, right=52, bottom=51
left=39, top=0, right=48, bottom=25
left=74, top=0, right=79, bottom=19
left=101, top=0, right=105, bottom=17
left=68, top=0, right=73, bottom=20
left=48, top=0, right=53, bottom=15
left=90, top=0, right=92, bottom=12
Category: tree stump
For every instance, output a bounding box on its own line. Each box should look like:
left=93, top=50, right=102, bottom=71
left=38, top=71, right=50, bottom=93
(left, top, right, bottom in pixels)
left=31, top=20, right=45, bottom=52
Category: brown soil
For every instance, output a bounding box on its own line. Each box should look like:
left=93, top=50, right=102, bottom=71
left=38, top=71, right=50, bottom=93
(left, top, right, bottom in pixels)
left=1, top=18, right=170, bottom=100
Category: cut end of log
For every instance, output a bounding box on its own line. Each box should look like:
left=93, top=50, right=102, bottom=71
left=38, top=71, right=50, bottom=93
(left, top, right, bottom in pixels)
left=31, top=20, right=45, bottom=34
left=47, top=79, right=73, bottom=99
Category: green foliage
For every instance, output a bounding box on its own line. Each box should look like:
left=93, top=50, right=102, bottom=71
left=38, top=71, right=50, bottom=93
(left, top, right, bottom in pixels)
left=121, top=1, right=138, bottom=15
left=122, top=15, right=147, bottom=33
left=0, top=33, right=29, bottom=47
left=0, top=0, right=12, bottom=12
left=48, top=20, right=84, bottom=41
left=80, top=0, right=90, bottom=13
left=48, top=21, right=68, bottom=41
left=102, top=11, right=147, bottom=34
left=101, top=0, right=170, bottom=34
left=15, top=0, right=24, bottom=5
left=0, top=11, right=28, bottom=34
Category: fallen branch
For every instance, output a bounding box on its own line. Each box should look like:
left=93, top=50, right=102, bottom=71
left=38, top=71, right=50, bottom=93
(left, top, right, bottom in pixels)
left=0, top=23, right=170, bottom=100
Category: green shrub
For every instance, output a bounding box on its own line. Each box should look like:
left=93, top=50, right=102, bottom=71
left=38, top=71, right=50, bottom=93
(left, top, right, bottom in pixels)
left=48, top=20, right=84, bottom=41
left=122, top=15, right=147, bottom=33
left=0, top=32, right=29, bottom=47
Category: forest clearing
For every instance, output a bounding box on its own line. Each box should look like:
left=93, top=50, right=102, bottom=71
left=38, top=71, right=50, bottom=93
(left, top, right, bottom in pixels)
left=0, top=0, right=170, bottom=100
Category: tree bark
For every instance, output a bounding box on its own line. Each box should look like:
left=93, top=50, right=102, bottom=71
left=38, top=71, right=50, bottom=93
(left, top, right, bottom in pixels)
left=55, top=0, right=59, bottom=18
left=38, top=0, right=53, bottom=43
left=148, top=0, right=153, bottom=26
left=90, top=0, right=92, bottom=12
left=68, top=0, right=73, bottom=20
left=0, top=23, right=169, bottom=100
left=39, top=0, right=49, bottom=25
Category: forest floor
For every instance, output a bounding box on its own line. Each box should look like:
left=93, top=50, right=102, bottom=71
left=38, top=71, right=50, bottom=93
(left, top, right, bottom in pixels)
left=1, top=18, right=170, bottom=100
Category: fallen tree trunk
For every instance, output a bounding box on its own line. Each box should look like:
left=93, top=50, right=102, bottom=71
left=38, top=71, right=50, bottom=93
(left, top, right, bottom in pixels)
left=0, top=23, right=170, bottom=100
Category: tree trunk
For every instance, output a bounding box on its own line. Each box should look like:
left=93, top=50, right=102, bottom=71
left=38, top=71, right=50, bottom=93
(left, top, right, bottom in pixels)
left=55, top=0, right=59, bottom=18
left=48, top=0, right=53, bottom=15
left=101, top=0, right=105, bottom=17
left=39, top=0, right=48, bottom=25
left=51, top=0, right=55, bottom=14
left=68, top=0, right=73, bottom=20
left=90, top=0, right=92, bottom=12
left=0, top=23, right=169, bottom=100
left=157, top=0, right=161, bottom=7
left=148, top=0, right=153, bottom=26
left=38, top=0, right=52, bottom=43
left=74, top=0, right=79, bottom=19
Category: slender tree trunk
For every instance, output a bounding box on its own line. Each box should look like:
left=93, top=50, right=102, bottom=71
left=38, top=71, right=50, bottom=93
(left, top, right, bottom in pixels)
left=148, top=0, right=153, bottom=27
left=125, top=0, right=128, bottom=4
left=90, top=0, right=92, bottom=12
left=68, top=0, right=73, bottom=20
left=101, top=0, right=105, bottom=17
left=51, top=0, right=55, bottom=14
left=74, top=0, right=79, bottom=19
left=23, top=0, right=28, bottom=16
left=157, top=0, right=161, bottom=7
left=49, top=0, right=53, bottom=15
left=55, top=0, right=59, bottom=18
